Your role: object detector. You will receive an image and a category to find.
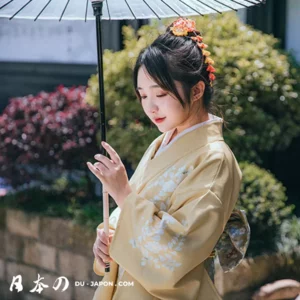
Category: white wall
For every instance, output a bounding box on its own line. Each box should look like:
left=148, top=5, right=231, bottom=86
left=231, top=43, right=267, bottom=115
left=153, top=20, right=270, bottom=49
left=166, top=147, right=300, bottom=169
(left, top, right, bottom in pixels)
left=0, top=8, right=248, bottom=65
left=286, top=0, right=300, bottom=62
left=0, top=19, right=120, bottom=64
left=236, top=8, right=247, bottom=24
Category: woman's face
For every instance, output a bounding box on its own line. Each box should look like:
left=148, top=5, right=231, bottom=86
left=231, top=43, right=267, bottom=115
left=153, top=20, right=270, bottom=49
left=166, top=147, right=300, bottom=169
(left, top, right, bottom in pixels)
left=137, top=66, right=191, bottom=133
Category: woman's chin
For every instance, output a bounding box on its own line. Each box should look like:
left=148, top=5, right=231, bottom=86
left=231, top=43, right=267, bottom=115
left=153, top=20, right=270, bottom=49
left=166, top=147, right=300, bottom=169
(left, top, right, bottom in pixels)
left=157, top=126, right=173, bottom=134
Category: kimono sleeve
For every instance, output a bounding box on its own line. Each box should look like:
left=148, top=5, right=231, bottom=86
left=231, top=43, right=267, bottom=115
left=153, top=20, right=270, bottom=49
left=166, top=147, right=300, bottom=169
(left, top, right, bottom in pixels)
left=109, top=150, right=242, bottom=297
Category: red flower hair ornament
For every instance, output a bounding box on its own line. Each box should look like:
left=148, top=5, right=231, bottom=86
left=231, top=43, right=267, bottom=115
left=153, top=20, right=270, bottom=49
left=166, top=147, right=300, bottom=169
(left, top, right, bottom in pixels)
left=170, top=17, right=216, bottom=87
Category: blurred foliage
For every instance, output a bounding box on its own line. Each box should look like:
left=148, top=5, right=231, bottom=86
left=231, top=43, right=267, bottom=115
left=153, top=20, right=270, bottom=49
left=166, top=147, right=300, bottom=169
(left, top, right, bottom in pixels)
left=276, top=215, right=300, bottom=253
left=0, top=171, right=116, bottom=231
left=85, top=12, right=300, bottom=168
left=0, top=85, right=100, bottom=189
left=237, top=161, right=295, bottom=256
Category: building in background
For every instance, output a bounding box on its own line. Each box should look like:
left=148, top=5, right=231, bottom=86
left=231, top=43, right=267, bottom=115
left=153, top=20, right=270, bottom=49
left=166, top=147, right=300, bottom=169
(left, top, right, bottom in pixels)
left=246, top=0, right=299, bottom=61
left=0, top=19, right=148, bottom=112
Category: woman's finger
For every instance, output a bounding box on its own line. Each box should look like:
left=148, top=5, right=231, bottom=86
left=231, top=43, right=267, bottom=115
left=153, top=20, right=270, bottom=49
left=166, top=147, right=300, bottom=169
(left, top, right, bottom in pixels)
left=101, top=142, right=121, bottom=165
left=96, top=257, right=105, bottom=268
left=97, top=232, right=108, bottom=245
left=87, top=162, right=104, bottom=178
left=95, top=246, right=112, bottom=262
left=96, top=240, right=110, bottom=256
left=94, top=154, right=115, bottom=170
left=94, top=242, right=109, bottom=260
left=94, top=238, right=110, bottom=256
left=94, top=162, right=108, bottom=176
left=97, top=229, right=114, bottom=244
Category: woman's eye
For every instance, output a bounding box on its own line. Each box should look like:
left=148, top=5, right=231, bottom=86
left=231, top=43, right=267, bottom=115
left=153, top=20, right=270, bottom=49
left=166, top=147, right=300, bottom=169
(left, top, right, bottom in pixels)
left=140, top=94, right=167, bottom=100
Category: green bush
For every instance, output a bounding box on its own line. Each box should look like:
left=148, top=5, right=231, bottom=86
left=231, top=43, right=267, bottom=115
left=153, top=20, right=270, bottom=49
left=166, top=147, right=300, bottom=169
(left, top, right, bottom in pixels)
left=237, top=161, right=295, bottom=256
left=85, top=12, right=300, bottom=168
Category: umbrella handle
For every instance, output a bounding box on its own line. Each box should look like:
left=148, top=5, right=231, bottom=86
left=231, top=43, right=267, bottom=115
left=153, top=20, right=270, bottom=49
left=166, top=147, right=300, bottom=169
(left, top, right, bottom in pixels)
left=91, top=0, right=110, bottom=273
left=103, top=186, right=110, bottom=272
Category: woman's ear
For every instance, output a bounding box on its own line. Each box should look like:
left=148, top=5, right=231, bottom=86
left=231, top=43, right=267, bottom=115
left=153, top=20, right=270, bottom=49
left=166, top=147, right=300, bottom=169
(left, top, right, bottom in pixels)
left=192, top=81, right=205, bottom=103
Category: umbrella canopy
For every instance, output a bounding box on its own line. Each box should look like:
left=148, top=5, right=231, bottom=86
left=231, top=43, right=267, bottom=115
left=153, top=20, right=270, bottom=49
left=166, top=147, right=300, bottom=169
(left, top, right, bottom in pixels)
left=0, top=0, right=264, bottom=21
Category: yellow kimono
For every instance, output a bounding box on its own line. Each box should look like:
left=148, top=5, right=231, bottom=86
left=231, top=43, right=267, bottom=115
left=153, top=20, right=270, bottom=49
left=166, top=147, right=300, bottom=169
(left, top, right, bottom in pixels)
left=93, top=118, right=243, bottom=300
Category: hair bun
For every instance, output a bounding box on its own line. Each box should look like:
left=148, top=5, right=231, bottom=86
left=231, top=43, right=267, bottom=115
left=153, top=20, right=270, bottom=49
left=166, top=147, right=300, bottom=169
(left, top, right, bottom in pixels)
left=165, top=17, right=216, bottom=87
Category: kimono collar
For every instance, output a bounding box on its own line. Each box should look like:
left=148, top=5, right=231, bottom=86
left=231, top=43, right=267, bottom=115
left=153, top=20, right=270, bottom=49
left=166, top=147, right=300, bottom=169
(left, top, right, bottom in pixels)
left=158, top=113, right=221, bottom=155
left=130, top=118, right=224, bottom=191
left=151, top=118, right=224, bottom=160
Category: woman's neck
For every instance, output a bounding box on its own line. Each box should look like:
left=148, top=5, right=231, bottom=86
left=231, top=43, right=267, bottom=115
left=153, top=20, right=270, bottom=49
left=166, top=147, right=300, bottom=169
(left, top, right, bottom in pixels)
left=169, top=111, right=209, bottom=143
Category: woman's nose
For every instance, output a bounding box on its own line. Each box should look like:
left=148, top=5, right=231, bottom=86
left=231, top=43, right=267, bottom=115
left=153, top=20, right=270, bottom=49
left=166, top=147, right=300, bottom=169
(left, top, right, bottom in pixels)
left=149, top=101, right=159, bottom=113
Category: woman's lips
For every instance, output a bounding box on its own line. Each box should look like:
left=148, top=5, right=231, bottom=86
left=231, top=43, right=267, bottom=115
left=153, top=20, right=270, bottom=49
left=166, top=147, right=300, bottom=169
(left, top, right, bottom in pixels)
left=154, top=117, right=166, bottom=123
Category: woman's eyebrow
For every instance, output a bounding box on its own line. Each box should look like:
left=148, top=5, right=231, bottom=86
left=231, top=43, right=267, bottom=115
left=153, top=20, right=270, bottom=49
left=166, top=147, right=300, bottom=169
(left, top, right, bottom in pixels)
left=137, top=85, right=160, bottom=90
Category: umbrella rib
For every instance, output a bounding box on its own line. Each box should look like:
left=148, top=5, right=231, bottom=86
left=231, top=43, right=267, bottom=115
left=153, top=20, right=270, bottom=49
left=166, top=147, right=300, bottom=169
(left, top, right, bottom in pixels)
left=9, top=0, right=32, bottom=20
left=124, top=0, right=137, bottom=19
left=179, top=1, right=204, bottom=16
left=142, top=0, right=161, bottom=20
left=193, top=0, right=223, bottom=14
left=34, top=0, right=52, bottom=21
left=59, top=0, right=71, bottom=22
left=228, top=0, right=248, bottom=8
left=238, top=0, right=262, bottom=5
left=106, top=0, right=111, bottom=20
left=244, top=0, right=260, bottom=4
left=211, top=0, right=238, bottom=11
left=232, top=0, right=264, bottom=7
left=161, top=0, right=181, bottom=17
left=85, top=0, right=88, bottom=22
left=0, top=0, right=13, bottom=10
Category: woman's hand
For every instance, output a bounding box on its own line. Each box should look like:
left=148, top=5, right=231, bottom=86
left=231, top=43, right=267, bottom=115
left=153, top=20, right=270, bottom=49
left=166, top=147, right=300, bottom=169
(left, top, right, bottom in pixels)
left=93, top=228, right=114, bottom=268
left=87, top=141, right=132, bottom=208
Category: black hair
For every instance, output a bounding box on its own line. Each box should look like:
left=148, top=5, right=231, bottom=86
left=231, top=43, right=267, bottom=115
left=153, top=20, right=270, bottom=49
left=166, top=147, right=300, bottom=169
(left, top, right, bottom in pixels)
left=133, top=23, right=227, bottom=127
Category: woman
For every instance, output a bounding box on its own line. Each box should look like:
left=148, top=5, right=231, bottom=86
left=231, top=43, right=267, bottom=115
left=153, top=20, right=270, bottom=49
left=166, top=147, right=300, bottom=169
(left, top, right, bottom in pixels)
left=88, top=17, right=250, bottom=300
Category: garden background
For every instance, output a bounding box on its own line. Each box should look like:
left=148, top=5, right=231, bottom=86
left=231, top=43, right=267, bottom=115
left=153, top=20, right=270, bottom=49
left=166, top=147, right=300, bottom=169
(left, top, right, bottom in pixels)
left=0, top=1, right=299, bottom=299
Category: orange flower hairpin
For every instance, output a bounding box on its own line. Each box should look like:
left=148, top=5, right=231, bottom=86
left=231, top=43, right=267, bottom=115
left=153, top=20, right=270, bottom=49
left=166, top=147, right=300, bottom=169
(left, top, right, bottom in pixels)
left=170, top=17, right=196, bottom=36
left=170, top=17, right=216, bottom=87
